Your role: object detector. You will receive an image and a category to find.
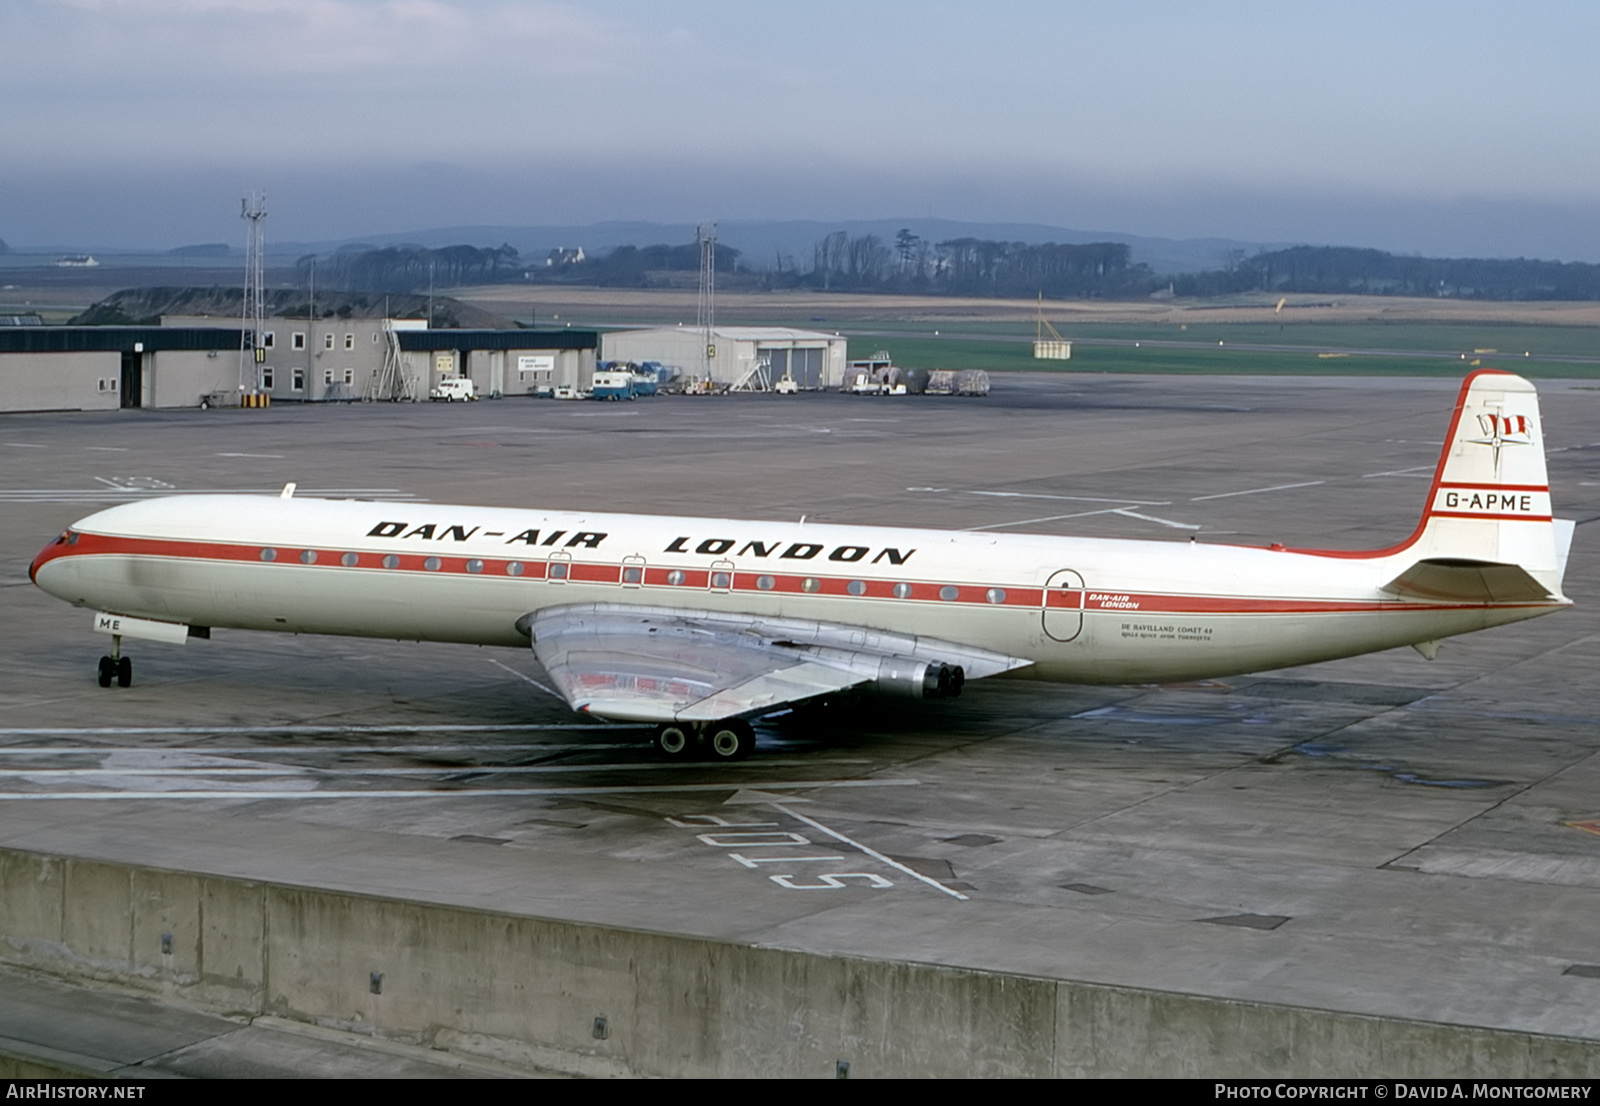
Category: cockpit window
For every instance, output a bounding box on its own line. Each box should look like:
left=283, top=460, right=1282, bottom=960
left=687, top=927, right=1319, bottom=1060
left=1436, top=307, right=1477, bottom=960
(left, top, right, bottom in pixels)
left=57, top=530, right=79, bottom=545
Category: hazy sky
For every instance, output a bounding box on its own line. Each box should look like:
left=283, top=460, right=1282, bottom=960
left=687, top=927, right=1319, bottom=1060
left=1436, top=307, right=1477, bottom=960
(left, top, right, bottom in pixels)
left=5, top=0, right=1600, bottom=259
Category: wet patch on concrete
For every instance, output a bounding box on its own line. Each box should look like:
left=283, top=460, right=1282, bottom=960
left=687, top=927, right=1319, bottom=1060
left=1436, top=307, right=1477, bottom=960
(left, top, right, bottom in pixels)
left=1200, top=913, right=1291, bottom=931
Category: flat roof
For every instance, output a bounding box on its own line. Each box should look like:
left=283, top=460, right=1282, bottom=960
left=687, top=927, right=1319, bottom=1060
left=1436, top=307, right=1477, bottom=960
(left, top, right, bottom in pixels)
left=0, top=326, right=241, bottom=354
left=619, top=325, right=842, bottom=343
left=0, top=327, right=599, bottom=355
left=397, top=329, right=598, bottom=352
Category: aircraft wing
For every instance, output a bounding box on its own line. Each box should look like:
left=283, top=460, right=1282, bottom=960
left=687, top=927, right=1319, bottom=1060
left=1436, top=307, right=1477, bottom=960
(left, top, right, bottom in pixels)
left=521, top=602, right=1032, bottom=724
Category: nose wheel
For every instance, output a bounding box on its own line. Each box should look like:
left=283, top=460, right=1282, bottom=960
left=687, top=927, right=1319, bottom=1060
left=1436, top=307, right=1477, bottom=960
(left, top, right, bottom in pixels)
left=97, top=656, right=131, bottom=687
left=97, top=635, right=132, bottom=688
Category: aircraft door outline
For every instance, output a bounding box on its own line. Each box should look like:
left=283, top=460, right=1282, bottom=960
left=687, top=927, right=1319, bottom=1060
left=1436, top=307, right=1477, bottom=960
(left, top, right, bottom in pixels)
left=621, top=555, right=646, bottom=588
left=1043, top=569, right=1084, bottom=642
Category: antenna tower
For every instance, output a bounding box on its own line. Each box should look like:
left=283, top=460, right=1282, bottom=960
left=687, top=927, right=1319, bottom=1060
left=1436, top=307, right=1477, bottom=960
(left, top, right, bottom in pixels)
left=696, top=222, right=717, bottom=382
left=1033, top=291, right=1072, bottom=360
left=238, top=192, right=268, bottom=393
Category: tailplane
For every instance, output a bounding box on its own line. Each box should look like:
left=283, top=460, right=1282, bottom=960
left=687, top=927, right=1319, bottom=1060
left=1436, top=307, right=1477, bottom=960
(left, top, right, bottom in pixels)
left=1388, top=370, right=1572, bottom=601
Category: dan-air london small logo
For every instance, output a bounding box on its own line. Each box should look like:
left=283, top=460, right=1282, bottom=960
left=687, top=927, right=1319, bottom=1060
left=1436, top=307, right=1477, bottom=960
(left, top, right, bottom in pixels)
left=1466, top=412, right=1532, bottom=473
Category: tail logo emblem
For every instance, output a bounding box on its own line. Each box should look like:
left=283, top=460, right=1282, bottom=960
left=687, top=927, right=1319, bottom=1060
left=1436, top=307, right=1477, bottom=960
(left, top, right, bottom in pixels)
left=1467, top=412, right=1532, bottom=473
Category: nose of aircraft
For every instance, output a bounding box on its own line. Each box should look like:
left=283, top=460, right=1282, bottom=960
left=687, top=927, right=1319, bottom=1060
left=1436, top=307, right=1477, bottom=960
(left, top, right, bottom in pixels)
left=30, top=531, right=74, bottom=587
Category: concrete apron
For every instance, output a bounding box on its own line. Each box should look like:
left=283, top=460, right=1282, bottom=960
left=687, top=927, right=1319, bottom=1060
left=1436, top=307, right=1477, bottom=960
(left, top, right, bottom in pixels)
left=4, top=847, right=1599, bottom=1078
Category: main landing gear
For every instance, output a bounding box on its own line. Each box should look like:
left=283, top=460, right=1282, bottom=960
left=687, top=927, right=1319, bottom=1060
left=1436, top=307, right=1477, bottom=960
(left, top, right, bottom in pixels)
left=97, top=634, right=131, bottom=688
left=653, top=720, right=755, bottom=762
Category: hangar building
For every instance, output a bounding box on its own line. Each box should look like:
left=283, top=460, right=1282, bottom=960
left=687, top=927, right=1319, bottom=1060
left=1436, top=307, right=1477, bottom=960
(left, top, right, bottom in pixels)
left=601, top=326, right=848, bottom=390
left=0, top=326, right=241, bottom=412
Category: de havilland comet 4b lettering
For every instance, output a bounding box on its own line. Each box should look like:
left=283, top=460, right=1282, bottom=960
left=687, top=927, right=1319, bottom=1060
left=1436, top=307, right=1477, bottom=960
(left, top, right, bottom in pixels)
left=30, top=371, right=1576, bottom=761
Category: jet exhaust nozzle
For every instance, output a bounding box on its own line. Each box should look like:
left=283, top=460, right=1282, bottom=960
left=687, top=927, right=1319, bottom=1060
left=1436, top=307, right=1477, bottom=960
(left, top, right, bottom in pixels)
left=876, top=658, right=964, bottom=700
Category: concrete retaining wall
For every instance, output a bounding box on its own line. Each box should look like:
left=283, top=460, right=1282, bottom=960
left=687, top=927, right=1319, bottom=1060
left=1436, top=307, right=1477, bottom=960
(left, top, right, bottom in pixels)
left=1, top=846, right=1596, bottom=1078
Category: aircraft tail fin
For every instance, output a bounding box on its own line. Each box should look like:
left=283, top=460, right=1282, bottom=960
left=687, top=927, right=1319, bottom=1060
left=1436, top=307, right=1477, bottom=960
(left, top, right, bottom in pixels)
left=1404, top=370, right=1569, bottom=598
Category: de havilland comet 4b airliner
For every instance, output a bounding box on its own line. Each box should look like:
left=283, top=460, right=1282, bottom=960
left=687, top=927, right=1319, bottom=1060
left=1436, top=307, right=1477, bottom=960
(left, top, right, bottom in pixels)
left=30, top=371, right=1575, bottom=761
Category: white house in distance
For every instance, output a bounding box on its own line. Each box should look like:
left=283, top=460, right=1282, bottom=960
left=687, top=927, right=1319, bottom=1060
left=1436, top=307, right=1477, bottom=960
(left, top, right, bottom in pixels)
left=601, top=326, right=848, bottom=390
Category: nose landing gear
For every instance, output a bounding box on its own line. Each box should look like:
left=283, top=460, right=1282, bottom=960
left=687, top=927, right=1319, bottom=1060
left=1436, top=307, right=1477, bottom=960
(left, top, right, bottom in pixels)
left=97, top=634, right=131, bottom=688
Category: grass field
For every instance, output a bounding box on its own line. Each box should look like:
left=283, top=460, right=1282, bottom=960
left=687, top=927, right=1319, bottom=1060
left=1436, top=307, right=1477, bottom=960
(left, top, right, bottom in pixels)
left=839, top=321, right=1600, bottom=378
left=8, top=271, right=1599, bottom=377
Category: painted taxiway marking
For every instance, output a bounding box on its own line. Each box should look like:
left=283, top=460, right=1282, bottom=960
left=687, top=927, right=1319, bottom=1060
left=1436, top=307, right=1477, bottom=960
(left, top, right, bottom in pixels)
left=486, top=658, right=564, bottom=701
left=967, top=504, right=1199, bottom=532
left=0, top=744, right=640, bottom=756
left=5, top=443, right=46, bottom=448
left=0, top=487, right=426, bottom=503
left=769, top=801, right=969, bottom=901
left=216, top=452, right=284, bottom=459
left=1362, top=464, right=1434, bottom=479
left=0, top=778, right=919, bottom=801
left=0, top=724, right=627, bottom=736
left=728, top=852, right=846, bottom=867
left=0, top=759, right=874, bottom=777
left=97, top=476, right=170, bottom=488
left=965, top=490, right=1168, bottom=506
left=1111, top=508, right=1200, bottom=530
left=1190, top=480, right=1324, bottom=501
left=964, top=504, right=1165, bottom=531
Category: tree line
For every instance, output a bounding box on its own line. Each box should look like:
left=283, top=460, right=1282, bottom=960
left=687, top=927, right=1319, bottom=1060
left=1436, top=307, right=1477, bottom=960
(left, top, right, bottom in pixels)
left=1172, top=245, right=1600, bottom=300
left=296, top=244, right=522, bottom=292
left=805, top=230, right=1149, bottom=297
left=291, top=236, right=1600, bottom=302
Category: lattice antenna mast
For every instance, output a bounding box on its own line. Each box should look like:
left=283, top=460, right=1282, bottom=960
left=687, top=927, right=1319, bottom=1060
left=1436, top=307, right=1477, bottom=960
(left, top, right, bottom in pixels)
left=1035, top=291, right=1066, bottom=343
left=696, top=222, right=716, bottom=380
left=238, top=192, right=268, bottom=393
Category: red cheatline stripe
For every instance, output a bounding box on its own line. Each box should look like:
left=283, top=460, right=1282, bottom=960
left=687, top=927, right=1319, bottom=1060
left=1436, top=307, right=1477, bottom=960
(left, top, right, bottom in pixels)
left=1425, top=512, right=1554, bottom=522
left=35, top=532, right=1553, bottom=615
left=1437, top=482, right=1548, bottom=492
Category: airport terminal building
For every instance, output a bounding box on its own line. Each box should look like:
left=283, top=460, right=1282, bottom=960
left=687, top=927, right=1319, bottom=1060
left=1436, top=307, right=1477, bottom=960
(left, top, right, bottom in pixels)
left=0, top=319, right=600, bottom=411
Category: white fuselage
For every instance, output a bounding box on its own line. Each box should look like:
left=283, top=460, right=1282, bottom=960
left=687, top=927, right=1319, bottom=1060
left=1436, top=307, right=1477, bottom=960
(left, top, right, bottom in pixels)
left=30, top=494, right=1564, bottom=686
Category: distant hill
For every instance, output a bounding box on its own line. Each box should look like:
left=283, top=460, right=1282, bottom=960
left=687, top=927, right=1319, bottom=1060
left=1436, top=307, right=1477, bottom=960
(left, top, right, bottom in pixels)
left=168, top=243, right=233, bottom=258
left=68, top=287, right=513, bottom=328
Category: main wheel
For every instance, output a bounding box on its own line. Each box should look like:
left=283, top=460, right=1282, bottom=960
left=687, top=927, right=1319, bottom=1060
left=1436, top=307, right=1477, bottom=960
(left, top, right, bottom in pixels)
left=116, top=656, right=132, bottom=688
left=705, top=720, right=754, bottom=762
left=654, top=724, right=692, bottom=758
left=97, top=656, right=114, bottom=688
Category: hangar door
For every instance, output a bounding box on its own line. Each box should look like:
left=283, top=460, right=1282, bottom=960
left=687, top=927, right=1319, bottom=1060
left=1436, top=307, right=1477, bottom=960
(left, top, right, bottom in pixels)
left=119, top=351, right=142, bottom=408
left=759, top=347, right=825, bottom=389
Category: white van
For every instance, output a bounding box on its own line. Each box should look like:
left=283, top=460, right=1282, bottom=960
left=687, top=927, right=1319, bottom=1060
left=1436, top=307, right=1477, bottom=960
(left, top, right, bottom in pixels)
left=430, top=377, right=477, bottom=402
